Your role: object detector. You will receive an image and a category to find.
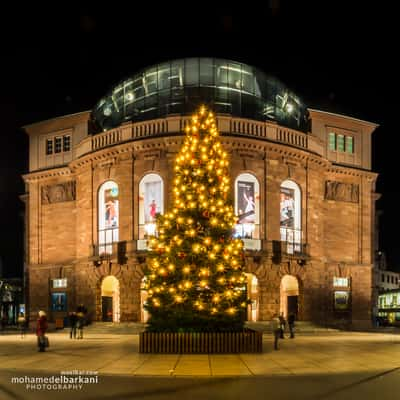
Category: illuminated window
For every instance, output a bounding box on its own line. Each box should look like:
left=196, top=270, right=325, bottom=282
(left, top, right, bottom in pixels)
left=234, top=173, right=260, bottom=239
left=328, top=132, right=336, bottom=150
left=55, top=137, right=62, bottom=153
left=345, top=136, right=354, bottom=153
left=333, top=277, right=349, bottom=287
left=139, top=174, right=163, bottom=239
left=98, top=181, right=119, bottom=255
left=337, top=135, right=345, bottom=152
left=46, top=139, right=53, bottom=155
left=280, top=180, right=301, bottom=253
left=52, top=278, right=67, bottom=288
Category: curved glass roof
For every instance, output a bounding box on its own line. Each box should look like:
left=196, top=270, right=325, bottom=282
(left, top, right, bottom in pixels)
left=92, top=58, right=309, bottom=133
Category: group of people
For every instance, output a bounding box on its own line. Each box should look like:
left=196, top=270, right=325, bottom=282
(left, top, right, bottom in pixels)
left=68, top=304, right=87, bottom=339
left=33, top=304, right=88, bottom=352
left=270, top=312, right=296, bottom=350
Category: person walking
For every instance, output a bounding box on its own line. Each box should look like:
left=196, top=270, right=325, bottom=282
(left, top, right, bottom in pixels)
left=36, top=311, right=48, bottom=352
left=17, top=312, right=26, bottom=338
left=271, top=314, right=281, bottom=350
left=288, top=313, right=296, bottom=338
left=68, top=312, right=77, bottom=339
left=76, top=305, right=86, bottom=339
left=279, top=312, right=286, bottom=339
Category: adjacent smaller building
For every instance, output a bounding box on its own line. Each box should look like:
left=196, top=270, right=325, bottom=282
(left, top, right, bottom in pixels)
left=0, top=278, right=24, bottom=325
left=378, top=289, right=400, bottom=325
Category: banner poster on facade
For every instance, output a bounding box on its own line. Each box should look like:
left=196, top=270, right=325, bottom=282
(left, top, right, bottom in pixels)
left=334, top=291, right=350, bottom=311
left=237, top=181, right=255, bottom=223
left=144, top=181, right=161, bottom=223
left=104, top=186, right=119, bottom=228
left=51, top=293, right=67, bottom=312
left=280, top=187, right=295, bottom=228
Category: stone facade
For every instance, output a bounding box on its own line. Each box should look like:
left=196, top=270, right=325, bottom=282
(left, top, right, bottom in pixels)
left=23, top=110, right=378, bottom=329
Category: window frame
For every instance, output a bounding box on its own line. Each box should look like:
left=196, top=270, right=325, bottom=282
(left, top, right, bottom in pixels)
left=46, top=138, right=53, bottom=155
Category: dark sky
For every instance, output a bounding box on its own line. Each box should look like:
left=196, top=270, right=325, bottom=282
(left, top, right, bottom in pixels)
left=1, top=4, right=399, bottom=277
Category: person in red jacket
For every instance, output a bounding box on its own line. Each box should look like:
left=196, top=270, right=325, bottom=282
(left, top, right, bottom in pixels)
left=36, top=311, right=48, bottom=352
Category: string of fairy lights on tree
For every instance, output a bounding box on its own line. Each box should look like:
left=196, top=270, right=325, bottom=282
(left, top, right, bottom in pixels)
left=143, top=106, right=249, bottom=331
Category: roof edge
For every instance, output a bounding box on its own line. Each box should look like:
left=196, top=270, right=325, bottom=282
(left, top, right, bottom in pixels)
left=308, top=108, right=379, bottom=129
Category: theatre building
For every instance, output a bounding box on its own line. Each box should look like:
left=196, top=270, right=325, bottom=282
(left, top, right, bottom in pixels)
left=22, top=58, right=378, bottom=329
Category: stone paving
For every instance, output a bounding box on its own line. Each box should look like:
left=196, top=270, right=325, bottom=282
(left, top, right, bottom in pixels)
left=1, top=330, right=400, bottom=377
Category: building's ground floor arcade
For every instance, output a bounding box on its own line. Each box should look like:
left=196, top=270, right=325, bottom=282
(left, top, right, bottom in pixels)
left=28, top=256, right=372, bottom=329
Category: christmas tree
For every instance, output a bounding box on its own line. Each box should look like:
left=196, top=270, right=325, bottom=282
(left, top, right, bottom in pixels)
left=143, top=106, right=249, bottom=332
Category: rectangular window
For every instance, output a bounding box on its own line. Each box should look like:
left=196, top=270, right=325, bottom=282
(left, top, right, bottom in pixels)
left=337, top=134, right=345, bottom=152
left=387, top=275, right=390, bottom=283
left=52, top=278, right=67, bottom=288
left=55, top=137, right=62, bottom=153
left=63, top=135, right=71, bottom=152
left=345, top=136, right=354, bottom=153
left=328, top=132, right=336, bottom=150
left=333, top=277, right=349, bottom=287
left=46, top=139, right=53, bottom=155
left=382, top=274, right=385, bottom=282
left=392, top=276, right=395, bottom=284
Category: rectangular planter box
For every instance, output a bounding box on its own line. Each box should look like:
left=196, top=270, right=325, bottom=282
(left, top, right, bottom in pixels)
left=139, top=330, right=262, bottom=353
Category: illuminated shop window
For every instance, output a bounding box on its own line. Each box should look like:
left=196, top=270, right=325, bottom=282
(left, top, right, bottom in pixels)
left=337, top=135, right=345, bottom=152
left=51, top=292, right=67, bottom=312
left=46, top=139, right=53, bottom=155
left=234, top=173, right=260, bottom=239
left=280, top=180, right=301, bottom=253
left=139, top=173, right=164, bottom=239
left=98, top=181, right=119, bottom=255
left=334, top=291, right=350, bottom=311
left=345, top=136, right=354, bottom=153
left=328, top=132, right=336, bottom=150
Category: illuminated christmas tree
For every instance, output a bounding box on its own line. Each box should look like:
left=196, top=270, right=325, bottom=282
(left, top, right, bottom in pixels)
left=144, top=106, right=249, bottom=332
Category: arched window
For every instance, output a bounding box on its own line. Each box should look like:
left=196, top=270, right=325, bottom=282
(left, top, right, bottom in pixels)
left=139, top=173, right=164, bottom=239
left=98, top=181, right=119, bottom=255
left=234, top=173, right=260, bottom=239
left=280, top=180, right=301, bottom=253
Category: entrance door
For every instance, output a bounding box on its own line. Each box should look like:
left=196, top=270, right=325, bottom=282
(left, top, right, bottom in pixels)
left=102, top=296, right=113, bottom=321
left=287, top=295, right=298, bottom=318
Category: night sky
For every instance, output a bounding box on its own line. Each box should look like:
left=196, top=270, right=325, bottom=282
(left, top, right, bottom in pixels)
left=1, top=4, right=399, bottom=277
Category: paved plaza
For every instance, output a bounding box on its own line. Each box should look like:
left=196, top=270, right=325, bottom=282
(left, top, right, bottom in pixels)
left=1, top=329, right=400, bottom=376
left=1, top=329, right=400, bottom=399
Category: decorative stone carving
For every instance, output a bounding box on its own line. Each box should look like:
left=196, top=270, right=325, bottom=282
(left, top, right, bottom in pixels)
left=143, top=150, right=161, bottom=160
left=325, top=180, right=359, bottom=203
left=41, top=181, right=76, bottom=204
left=235, top=149, right=264, bottom=160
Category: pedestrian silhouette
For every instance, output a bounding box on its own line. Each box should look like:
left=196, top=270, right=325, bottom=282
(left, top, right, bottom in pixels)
left=270, top=314, right=281, bottom=350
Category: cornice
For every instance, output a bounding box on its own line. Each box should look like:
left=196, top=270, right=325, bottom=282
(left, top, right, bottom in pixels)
left=327, top=164, right=378, bottom=179
left=69, top=134, right=330, bottom=171
left=23, top=166, right=72, bottom=183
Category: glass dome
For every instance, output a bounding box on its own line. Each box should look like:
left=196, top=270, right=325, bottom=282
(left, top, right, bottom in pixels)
left=91, top=58, right=309, bottom=133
